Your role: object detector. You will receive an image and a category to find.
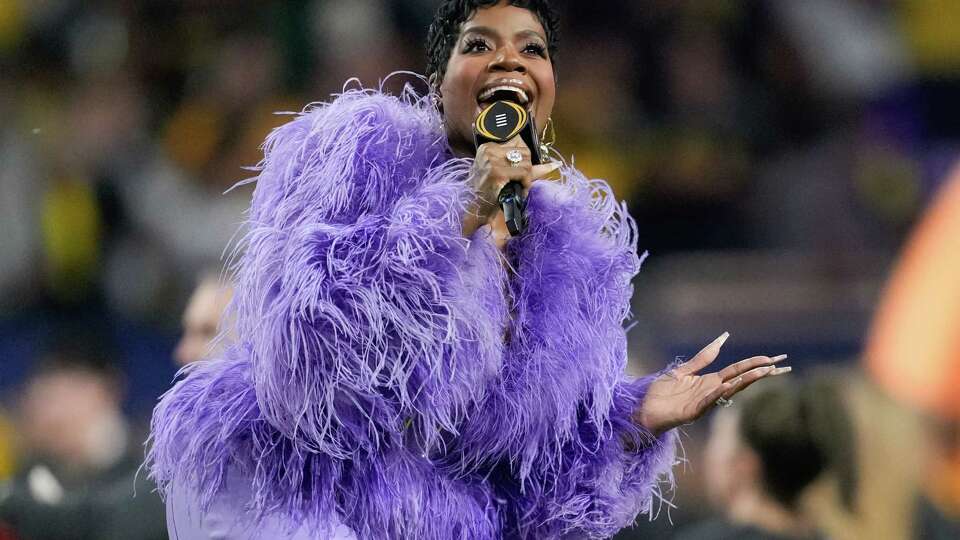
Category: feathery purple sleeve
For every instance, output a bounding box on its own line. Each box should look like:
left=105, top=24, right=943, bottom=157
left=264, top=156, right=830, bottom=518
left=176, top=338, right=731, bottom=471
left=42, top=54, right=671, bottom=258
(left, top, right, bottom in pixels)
left=232, top=89, right=503, bottom=460
left=450, top=170, right=677, bottom=538
left=149, top=88, right=504, bottom=533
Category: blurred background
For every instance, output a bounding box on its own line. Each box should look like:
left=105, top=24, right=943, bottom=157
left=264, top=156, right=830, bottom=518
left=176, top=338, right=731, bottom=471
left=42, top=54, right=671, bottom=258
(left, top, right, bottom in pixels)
left=0, top=0, right=958, bottom=539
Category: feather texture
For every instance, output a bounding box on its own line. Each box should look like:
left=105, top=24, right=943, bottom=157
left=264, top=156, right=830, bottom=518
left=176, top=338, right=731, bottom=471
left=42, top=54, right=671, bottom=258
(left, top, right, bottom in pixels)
left=147, top=82, right=676, bottom=539
left=449, top=169, right=677, bottom=538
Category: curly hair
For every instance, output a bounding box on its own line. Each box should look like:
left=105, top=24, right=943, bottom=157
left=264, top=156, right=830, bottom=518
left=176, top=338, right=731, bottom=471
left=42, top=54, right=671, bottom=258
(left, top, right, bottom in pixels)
left=425, top=0, right=560, bottom=84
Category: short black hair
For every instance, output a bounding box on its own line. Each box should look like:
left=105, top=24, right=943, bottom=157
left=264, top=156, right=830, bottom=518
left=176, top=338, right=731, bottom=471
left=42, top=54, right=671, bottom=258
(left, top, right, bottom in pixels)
left=425, top=0, right=560, bottom=84
left=738, top=373, right=857, bottom=511
left=31, top=327, right=121, bottom=385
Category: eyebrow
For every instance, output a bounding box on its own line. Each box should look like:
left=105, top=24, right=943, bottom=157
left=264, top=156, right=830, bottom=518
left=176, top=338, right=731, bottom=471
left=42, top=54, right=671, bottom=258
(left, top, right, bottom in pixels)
left=461, top=25, right=546, bottom=43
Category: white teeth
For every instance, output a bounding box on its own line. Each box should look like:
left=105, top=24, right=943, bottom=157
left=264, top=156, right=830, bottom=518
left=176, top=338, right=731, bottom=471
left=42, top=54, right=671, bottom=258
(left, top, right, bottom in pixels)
left=478, top=85, right=529, bottom=104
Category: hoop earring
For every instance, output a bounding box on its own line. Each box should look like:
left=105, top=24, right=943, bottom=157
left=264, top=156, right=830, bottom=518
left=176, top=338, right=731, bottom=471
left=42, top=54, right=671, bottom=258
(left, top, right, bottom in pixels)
left=539, top=116, right=555, bottom=159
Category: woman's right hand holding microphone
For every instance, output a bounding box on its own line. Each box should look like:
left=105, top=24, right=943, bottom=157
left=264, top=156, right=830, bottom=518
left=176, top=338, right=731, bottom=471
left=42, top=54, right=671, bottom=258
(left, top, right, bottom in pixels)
left=461, top=136, right=560, bottom=239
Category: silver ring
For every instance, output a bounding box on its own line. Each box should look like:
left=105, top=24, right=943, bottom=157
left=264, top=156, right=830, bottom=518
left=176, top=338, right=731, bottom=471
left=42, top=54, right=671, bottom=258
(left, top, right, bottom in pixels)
left=506, top=149, right=523, bottom=167
left=715, top=396, right=733, bottom=408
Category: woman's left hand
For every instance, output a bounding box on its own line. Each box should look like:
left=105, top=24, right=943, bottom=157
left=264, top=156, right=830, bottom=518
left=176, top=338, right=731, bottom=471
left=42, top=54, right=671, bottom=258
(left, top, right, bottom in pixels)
left=634, top=332, right=790, bottom=436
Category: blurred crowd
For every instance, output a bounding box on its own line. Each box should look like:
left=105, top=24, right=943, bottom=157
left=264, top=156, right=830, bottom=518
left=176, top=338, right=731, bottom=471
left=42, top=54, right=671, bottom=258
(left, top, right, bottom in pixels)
left=0, top=1, right=959, bottom=539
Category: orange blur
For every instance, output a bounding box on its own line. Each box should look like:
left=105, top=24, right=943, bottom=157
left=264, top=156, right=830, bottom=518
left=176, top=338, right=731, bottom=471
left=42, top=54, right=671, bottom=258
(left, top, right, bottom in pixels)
left=866, top=167, right=960, bottom=419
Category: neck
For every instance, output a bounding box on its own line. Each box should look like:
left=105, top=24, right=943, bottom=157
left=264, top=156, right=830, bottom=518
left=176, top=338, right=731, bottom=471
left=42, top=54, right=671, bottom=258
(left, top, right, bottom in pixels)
left=448, top=139, right=475, bottom=159
left=727, top=489, right=812, bottom=538
left=442, top=122, right=476, bottom=158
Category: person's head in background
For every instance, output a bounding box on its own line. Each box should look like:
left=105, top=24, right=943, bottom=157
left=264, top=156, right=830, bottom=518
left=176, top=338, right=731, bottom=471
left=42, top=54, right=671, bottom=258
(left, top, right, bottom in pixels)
left=174, top=271, right=234, bottom=367
left=705, top=373, right=858, bottom=537
left=18, top=339, right=127, bottom=476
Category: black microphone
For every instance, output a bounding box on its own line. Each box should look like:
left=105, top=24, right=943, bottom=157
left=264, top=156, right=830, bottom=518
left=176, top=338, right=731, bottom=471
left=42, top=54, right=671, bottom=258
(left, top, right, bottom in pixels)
left=473, top=100, right=544, bottom=236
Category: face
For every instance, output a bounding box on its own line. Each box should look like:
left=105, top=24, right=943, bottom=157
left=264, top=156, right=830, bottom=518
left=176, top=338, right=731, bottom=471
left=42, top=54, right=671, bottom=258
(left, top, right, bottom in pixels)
left=20, top=369, right=117, bottom=465
left=174, top=278, right=234, bottom=366
left=439, top=1, right=556, bottom=156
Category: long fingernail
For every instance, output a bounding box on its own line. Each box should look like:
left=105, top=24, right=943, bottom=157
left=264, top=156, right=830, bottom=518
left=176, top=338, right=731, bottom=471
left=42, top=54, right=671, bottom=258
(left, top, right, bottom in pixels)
left=715, top=332, right=730, bottom=346
left=771, top=354, right=788, bottom=362
left=770, top=366, right=792, bottom=375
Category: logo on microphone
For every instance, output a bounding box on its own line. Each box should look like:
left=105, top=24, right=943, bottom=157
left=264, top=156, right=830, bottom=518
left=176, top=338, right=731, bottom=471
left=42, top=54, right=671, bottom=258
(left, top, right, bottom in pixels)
left=475, top=101, right=527, bottom=142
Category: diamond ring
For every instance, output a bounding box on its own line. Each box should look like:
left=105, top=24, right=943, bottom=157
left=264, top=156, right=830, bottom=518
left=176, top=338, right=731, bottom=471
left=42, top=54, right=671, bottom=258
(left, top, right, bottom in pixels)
left=715, top=396, right=733, bottom=408
left=506, top=149, right=523, bottom=167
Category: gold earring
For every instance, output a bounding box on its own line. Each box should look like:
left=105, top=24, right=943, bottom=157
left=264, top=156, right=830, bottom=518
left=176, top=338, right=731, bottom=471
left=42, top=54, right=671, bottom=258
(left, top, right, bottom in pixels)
left=539, top=116, right=555, bottom=159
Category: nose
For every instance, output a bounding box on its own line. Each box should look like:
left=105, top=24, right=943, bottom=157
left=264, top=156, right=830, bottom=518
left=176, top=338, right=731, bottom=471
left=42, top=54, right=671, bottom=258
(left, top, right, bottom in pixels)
left=488, top=44, right=526, bottom=74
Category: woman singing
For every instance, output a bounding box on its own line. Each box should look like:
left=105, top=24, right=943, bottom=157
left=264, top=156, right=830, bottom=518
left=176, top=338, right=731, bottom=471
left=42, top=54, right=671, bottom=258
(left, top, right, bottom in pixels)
left=149, top=1, right=789, bottom=538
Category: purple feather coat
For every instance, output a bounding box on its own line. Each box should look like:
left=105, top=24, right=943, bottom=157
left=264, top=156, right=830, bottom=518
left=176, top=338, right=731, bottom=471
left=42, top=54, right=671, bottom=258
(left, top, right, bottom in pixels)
left=147, top=83, right=677, bottom=539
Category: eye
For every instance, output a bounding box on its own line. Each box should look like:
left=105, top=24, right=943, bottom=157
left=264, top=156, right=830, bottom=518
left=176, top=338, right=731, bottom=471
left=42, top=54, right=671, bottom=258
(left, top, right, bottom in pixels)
left=522, top=42, right=547, bottom=57
left=463, top=37, right=491, bottom=53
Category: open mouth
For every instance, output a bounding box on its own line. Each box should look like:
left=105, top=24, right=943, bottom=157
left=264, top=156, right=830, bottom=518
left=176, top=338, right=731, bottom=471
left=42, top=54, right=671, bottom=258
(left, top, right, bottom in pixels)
left=477, top=81, right=531, bottom=107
